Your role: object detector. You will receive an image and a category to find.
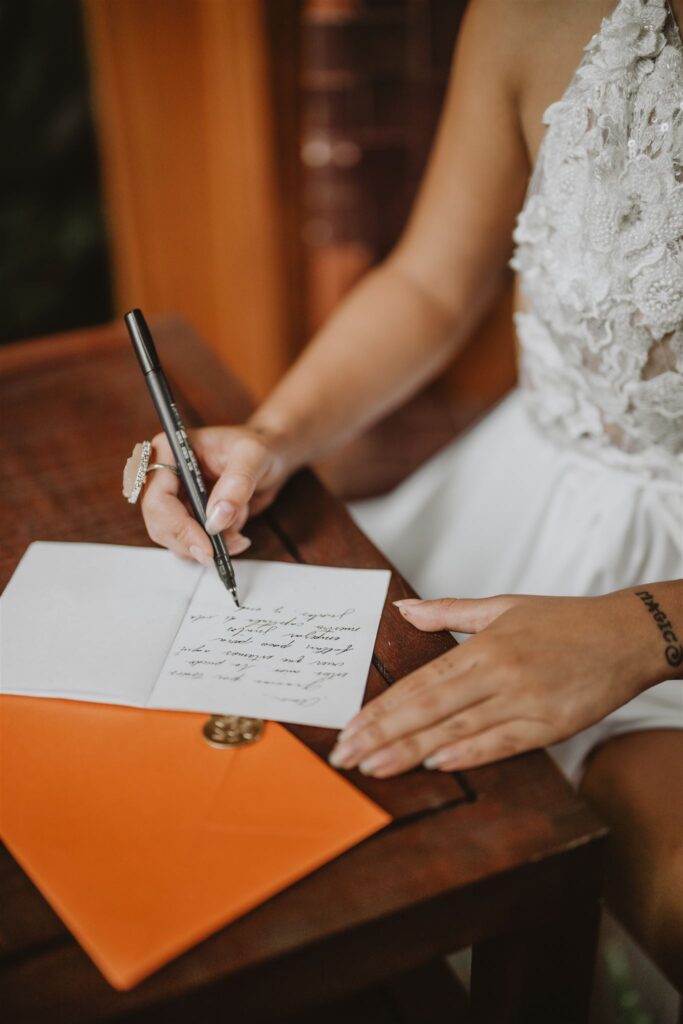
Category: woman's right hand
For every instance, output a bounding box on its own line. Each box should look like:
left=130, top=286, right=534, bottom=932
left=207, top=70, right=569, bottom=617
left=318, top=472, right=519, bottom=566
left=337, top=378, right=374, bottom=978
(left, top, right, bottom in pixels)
left=140, top=425, right=292, bottom=566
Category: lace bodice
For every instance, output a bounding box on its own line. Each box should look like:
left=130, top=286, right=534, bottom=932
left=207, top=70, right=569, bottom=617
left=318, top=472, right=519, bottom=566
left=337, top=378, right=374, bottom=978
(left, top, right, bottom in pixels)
left=510, top=0, right=683, bottom=481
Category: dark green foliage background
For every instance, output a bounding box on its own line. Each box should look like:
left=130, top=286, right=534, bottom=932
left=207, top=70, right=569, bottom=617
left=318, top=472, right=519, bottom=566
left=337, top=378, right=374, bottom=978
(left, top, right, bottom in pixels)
left=0, top=0, right=112, bottom=344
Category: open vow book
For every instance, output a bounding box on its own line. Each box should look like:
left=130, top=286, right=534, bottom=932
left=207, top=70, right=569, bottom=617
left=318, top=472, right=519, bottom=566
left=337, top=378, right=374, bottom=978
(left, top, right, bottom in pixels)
left=1, top=542, right=391, bottom=729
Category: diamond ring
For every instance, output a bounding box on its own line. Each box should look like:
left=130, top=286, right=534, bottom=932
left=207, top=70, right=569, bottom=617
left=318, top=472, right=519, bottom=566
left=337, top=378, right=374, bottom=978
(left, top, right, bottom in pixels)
left=122, top=441, right=179, bottom=504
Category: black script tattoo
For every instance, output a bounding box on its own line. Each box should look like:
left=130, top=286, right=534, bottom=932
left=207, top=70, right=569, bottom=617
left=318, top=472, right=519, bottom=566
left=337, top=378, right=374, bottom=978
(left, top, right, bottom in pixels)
left=634, top=590, right=683, bottom=669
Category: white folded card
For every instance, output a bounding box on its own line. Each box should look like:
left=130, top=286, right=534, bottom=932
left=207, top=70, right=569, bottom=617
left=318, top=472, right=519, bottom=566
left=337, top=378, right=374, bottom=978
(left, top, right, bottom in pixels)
left=1, top=542, right=391, bottom=729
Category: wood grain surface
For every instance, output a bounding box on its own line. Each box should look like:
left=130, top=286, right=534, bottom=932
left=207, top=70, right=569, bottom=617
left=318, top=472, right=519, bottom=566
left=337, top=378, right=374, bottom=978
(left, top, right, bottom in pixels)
left=0, top=317, right=606, bottom=1023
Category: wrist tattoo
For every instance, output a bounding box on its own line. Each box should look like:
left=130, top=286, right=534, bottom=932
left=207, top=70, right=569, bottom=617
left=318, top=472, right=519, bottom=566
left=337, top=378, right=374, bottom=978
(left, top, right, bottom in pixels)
left=635, top=591, right=683, bottom=669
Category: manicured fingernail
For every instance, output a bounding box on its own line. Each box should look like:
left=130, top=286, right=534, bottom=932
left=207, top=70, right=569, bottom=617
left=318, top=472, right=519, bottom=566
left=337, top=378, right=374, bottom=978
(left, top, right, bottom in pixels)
left=228, top=534, right=252, bottom=555
left=328, top=740, right=358, bottom=769
left=205, top=500, right=237, bottom=535
left=338, top=721, right=361, bottom=743
left=424, top=752, right=458, bottom=770
left=393, top=599, right=422, bottom=608
left=189, top=545, right=213, bottom=567
left=359, top=751, right=395, bottom=777
left=423, top=754, right=443, bottom=770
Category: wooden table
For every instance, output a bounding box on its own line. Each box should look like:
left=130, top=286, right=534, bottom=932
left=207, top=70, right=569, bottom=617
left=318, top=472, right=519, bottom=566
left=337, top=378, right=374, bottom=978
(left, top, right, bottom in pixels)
left=0, top=317, right=606, bottom=1024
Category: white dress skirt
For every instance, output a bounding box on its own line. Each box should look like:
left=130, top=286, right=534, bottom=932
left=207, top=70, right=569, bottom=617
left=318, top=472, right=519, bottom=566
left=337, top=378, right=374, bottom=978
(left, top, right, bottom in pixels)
left=349, top=389, right=683, bottom=786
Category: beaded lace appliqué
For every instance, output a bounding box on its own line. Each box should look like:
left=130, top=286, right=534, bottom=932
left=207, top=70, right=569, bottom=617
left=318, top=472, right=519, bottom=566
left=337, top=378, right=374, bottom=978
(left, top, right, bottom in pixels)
left=510, top=0, right=683, bottom=480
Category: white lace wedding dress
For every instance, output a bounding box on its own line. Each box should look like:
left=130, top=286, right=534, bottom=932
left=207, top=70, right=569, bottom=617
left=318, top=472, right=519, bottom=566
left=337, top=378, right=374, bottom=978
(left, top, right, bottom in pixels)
left=350, top=0, right=683, bottom=784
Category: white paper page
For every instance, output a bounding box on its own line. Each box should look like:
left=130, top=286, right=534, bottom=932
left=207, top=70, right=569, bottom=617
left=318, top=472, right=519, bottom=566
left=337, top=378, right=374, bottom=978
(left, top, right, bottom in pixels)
left=149, top=560, right=391, bottom=728
left=1, top=542, right=202, bottom=706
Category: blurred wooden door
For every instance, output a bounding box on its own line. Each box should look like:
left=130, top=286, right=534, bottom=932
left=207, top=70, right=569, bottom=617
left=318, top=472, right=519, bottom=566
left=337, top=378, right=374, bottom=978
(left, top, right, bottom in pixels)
left=83, top=0, right=290, bottom=399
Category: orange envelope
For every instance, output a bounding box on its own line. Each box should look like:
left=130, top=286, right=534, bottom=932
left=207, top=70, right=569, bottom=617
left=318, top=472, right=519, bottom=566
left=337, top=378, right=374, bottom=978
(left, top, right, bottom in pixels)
left=0, top=696, right=390, bottom=990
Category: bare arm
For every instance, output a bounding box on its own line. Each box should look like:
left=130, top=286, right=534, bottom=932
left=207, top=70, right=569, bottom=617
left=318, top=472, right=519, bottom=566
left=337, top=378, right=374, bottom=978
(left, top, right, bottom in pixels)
left=141, top=0, right=531, bottom=561
left=249, top=0, right=530, bottom=469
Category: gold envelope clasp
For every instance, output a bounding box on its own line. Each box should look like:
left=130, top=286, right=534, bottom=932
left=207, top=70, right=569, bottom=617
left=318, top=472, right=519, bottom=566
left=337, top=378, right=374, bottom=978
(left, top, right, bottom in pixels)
left=202, top=715, right=265, bottom=749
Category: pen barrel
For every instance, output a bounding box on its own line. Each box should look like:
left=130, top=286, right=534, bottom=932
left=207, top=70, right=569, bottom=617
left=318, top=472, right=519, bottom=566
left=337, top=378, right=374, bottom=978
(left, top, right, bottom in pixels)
left=125, top=308, right=160, bottom=374
left=144, top=374, right=233, bottom=571
left=145, top=372, right=208, bottom=521
left=125, top=311, right=236, bottom=590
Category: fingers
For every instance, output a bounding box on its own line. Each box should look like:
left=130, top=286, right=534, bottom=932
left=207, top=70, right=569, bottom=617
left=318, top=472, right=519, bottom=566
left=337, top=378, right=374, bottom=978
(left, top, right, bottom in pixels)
left=141, top=435, right=207, bottom=560
left=335, top=698, right=509, bottom=777
left=340, top=647, right=472, bottom=733
left=331, top=710, right=546, bottom=779
left=325, top=591, right=554, bottom=778
left=329, top=650, right=488, bottom=769
left=422, top=719, right=547, bottom=772
left=141, top=434, right=251, bottom=563
left=142, top=488, right=212, bottom=563
left=144, top=488, right=251, bottom=563
left=394, top=594, right=522, bottom=633
left=205, top=437, right=271, bottom=536
left=139, top=427, right=281, bottom=562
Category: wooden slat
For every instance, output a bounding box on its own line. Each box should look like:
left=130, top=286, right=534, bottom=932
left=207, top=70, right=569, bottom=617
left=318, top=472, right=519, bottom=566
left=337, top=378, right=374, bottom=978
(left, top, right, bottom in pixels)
left=284, top=957, right=471, bottom=1024
left=82, top=0, right=289, bottom=399
left=0, top=847, right=68, bottom=961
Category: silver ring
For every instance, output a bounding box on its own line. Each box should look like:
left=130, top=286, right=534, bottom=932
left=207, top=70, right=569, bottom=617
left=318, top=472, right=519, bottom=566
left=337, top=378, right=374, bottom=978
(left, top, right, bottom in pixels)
left=122, top=441, right=179, bottom=504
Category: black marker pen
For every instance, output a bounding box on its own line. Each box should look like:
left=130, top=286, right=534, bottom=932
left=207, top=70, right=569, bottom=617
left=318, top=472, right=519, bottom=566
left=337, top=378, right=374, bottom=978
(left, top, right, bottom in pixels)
left=124, top=308, right=240, bottom=606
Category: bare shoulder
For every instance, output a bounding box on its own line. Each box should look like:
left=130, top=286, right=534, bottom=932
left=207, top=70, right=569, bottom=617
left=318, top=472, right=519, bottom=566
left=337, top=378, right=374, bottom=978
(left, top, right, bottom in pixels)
left=391, top=0, right=614, bottom=301
left=459, top=0, right=603, bottom=90
left=461, top=0, right=613, bottom=164
left=467, top=1, right=609, bottom=67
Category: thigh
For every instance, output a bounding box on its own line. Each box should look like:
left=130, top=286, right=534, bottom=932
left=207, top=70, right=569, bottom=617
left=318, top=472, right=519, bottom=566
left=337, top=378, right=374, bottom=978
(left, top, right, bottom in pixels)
left=580, top=729, right=683, bottom=990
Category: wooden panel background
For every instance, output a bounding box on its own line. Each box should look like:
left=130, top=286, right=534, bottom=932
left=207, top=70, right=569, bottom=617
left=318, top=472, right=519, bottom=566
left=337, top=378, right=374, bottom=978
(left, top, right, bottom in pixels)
left=83, top=0, right=290, bottom=399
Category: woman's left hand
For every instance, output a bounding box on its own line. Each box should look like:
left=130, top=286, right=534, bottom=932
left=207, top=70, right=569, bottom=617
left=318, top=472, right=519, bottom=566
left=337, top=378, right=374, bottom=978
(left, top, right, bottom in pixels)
left=329, top=590, right=661, bottom=776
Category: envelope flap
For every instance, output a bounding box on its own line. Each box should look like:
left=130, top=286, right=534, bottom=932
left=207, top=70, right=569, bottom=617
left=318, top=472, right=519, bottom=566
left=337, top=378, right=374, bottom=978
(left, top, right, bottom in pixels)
left=0, top=696, right=390, bottom=989
left=205, top=723, right=388, bottom=835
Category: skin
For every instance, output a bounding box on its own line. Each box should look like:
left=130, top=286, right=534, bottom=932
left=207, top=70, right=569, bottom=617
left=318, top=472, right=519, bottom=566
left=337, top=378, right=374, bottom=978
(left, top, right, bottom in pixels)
left=579, top=729, right=683, bottom=980
left=142, top=0, right=683, bottom=776
left=330, top=588, right=683, bottom=776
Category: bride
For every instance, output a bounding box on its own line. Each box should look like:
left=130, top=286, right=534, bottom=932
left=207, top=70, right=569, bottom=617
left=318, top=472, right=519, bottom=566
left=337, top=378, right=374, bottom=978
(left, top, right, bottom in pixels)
left=140, top=2, right=682, bottom=796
